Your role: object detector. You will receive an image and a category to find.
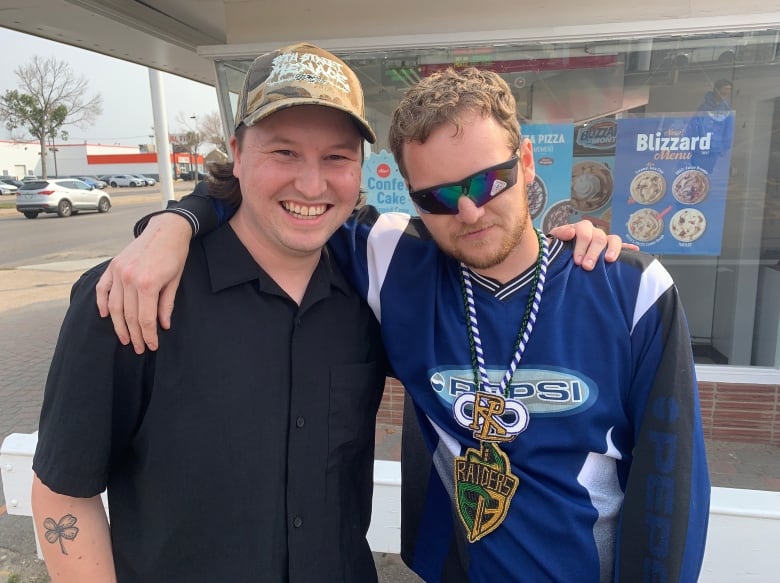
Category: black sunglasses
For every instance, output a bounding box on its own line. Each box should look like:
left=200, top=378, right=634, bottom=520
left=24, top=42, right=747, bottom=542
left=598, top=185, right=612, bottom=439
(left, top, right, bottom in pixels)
left=409, top=156, right=519, bottom=215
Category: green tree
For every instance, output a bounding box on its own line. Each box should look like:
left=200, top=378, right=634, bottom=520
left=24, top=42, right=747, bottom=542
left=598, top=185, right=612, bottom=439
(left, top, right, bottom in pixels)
left=0, top=55, right=102, bottom=178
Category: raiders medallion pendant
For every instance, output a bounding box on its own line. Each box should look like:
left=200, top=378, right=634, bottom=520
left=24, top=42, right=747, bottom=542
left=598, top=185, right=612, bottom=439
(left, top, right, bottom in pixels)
left=454, top=441, right=519, bottom=542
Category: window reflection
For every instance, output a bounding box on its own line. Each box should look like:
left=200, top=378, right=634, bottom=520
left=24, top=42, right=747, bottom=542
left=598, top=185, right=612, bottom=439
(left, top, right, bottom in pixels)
left=215, top=30, right=780, bottom=369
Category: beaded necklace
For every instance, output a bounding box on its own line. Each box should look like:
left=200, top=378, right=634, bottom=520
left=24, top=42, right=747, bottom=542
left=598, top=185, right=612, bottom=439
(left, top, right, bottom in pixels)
left=452, top=228, right=551, bottom=543
left=458, top=228, right=550, bottom=397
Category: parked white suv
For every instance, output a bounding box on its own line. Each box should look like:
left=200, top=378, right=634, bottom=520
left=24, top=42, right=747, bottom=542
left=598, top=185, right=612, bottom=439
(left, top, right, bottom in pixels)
left=16, top=179, right=112, bottom=219
left=108, top=174, right=146, bottom=187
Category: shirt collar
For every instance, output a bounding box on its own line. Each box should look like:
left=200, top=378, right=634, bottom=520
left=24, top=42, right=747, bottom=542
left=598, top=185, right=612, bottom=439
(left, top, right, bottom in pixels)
left=202, top=224, right=352, bottom=299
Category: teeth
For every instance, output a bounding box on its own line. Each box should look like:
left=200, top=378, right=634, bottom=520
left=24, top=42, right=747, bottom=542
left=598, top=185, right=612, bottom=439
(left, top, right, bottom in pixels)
left=282, top=202, right=327, bottom=218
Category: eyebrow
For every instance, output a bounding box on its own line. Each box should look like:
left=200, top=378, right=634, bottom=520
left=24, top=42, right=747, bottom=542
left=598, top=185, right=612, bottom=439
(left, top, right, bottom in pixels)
left=262, top=136, right=361, bottom=152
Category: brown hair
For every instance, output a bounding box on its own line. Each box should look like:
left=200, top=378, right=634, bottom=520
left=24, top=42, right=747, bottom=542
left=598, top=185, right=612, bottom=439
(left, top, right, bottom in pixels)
left=714, top=79, right=732, bottom=92
left=203, top=125, right=246, bottom=208
left=389, top=67, right=521, bottom=179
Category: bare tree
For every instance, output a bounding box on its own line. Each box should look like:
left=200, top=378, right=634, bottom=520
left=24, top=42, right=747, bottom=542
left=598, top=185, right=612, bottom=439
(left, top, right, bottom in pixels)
left=0, top=55, right=102, bottom=178
left=175, top=112, right=204, bottom=179
left=199, top=111, right=227, bottom=153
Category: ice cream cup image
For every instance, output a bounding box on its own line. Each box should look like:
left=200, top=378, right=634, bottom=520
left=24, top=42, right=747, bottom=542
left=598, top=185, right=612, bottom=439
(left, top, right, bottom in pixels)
left=527, top=176, right=548, bottom=220
left=542, top=200, right=575, bottom=233
left=570, top=161, right=613, bottom=212
left=627, top=206, right=672, bottom=242
left=670, top=208, right=707, bottom=242
left=630, top=169, right=667, bottom=205
left=672, top=169, right=709, bottom=205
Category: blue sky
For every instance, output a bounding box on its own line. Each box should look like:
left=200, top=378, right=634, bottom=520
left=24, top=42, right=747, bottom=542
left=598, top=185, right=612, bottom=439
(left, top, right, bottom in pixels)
left=0, top=28, right=220, bottom=146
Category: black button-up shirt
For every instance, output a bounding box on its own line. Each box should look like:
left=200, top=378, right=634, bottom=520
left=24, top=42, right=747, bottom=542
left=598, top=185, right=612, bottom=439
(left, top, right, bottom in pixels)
left=34, top=224, right=387, bottom=582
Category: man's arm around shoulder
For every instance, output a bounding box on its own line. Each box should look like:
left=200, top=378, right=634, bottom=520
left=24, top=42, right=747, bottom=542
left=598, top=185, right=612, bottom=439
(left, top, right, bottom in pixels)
left=32, top=474, right=116, bottom=582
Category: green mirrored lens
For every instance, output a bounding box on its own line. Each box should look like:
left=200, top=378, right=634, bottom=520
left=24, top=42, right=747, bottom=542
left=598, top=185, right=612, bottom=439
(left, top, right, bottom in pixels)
left=434, top=185, right=465, bottom=208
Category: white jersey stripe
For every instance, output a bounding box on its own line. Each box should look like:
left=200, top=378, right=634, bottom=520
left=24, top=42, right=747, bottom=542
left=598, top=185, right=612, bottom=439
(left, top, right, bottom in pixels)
left=632, top=259, right=673, bottom=334
left=365, top=212, right=411, bottom=323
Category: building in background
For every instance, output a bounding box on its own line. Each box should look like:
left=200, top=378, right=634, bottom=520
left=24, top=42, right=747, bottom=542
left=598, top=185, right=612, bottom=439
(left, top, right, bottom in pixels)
left=0, top=140, right=203, bottom=180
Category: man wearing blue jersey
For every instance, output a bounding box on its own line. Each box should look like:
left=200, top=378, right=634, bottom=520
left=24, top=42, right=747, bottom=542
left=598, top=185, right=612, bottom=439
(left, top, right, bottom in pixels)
left=94, top=63, right=708, bottom=581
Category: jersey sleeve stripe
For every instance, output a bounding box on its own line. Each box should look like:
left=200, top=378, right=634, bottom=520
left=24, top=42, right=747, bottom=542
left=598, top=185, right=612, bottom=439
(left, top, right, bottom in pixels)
left=365, top=212, right=411, bottom=323
left=632, top=259, right=674, bottom=334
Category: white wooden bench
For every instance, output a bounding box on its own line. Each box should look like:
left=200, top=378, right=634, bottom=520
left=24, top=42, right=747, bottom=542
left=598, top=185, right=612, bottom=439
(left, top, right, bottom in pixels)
left=4, top=432, right=780, bottom=581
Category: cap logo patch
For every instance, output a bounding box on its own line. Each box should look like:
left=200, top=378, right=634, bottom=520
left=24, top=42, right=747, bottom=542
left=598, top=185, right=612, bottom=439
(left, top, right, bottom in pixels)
left=267, top=51, right=351, bottom=95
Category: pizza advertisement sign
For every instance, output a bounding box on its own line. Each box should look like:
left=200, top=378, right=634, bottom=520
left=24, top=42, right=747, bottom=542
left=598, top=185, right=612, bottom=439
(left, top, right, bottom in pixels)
left=611, top=115, right=733, bottom=255
left=523, top=123, right=574, bottom=232
left=362, top=150, right=417, bottom=215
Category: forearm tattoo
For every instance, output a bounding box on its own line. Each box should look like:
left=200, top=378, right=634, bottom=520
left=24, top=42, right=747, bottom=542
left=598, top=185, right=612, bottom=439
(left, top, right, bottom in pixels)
left=43, top=514, right=80, bottom=555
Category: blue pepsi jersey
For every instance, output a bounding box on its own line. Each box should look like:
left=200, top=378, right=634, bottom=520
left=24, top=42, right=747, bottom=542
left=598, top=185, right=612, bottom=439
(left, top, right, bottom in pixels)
left=146, top=196, right=710, bottom=582
left=329, top=206, right=710, bottom=583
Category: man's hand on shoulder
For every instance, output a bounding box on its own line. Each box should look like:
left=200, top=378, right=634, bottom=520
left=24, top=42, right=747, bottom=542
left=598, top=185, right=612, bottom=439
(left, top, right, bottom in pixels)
left=96, top=212, right=192, bottom=354
left=549, top=221, right=638, bottom=270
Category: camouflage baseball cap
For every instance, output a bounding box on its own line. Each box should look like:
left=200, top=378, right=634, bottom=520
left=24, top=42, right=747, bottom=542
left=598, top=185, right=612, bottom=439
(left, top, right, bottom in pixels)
left=234, top=42, right=376, bottom=143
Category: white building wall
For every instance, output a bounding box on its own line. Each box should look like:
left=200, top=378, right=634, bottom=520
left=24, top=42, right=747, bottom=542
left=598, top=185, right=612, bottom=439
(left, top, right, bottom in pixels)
left=0, top=140, right=44, bottom=179
left=0, top=141, right=170, bottom=179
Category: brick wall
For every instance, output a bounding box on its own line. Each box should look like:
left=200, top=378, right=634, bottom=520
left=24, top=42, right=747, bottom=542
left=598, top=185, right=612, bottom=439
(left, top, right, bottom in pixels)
left=699, top=382, right=780, bottom=445
left=377, top=378, right=406, bottom=426
left=378, top=379, right=780, bottom=447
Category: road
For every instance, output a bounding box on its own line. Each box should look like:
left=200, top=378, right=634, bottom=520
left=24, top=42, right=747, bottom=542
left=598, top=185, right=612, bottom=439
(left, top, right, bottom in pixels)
left=0, top=191, right=169, bottom=268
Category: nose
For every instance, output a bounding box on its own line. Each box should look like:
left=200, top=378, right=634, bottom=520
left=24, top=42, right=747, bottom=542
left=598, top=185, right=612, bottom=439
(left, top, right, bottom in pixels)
left=456, top=195, right=485, bottom=224
left=294, top=160, right=327, bottom=199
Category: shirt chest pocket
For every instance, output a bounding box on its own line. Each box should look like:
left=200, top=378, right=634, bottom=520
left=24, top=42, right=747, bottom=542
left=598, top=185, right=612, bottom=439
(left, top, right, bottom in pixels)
left=328, top=360, right=386, bottom=449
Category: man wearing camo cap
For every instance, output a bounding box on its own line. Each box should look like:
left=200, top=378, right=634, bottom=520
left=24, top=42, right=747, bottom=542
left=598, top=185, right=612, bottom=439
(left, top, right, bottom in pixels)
left=32, top=42, right=387, bottom=582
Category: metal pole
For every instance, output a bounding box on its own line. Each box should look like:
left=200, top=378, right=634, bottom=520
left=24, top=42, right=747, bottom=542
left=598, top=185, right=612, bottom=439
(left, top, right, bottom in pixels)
left=148, top=68, right=175, bottom=206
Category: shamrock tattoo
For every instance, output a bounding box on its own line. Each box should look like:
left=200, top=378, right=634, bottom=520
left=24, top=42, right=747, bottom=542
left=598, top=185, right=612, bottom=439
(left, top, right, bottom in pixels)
left=43, top=514, right=80, bottom=555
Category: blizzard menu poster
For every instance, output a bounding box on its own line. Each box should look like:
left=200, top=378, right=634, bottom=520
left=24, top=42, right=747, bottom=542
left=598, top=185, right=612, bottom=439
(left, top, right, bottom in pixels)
left=611, top=115, right=733, bottom=255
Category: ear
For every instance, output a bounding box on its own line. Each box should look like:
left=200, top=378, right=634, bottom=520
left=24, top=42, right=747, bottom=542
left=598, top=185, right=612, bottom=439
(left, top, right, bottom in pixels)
left=519, top=138, right=535, bottom=186
left=230, top=135, right=241, bottom=179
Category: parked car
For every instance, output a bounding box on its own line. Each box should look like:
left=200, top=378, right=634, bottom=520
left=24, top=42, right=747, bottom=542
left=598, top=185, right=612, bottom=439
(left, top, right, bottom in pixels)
left=107, top=174, right=146, bottom=187
left=132, top=174, right=156, bottom=186
left=0, top=181, right=18, bottom=195
left=1, top=177, right=24, bottom=189
left=16, top=179, right=111, bottom=219
left=179, top=170, right=207, bottom=181
left=77, top=176, right=107, bottom=189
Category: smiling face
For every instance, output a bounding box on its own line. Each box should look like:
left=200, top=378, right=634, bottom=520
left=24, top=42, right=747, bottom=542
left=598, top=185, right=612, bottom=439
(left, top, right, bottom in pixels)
left=404, top=110, right=539, bottom=282
left=229, top=105, right=363, bottom=267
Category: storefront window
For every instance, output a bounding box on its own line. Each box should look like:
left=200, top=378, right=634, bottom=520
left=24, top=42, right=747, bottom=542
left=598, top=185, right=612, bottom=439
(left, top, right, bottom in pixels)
left=215, top=30, right=780, bottom=370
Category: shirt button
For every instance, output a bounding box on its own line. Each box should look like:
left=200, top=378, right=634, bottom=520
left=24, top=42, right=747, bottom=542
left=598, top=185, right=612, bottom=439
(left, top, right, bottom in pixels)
left=293, top=516, right=303, bottom=528
left=296, top=416, right=305, bottom=428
